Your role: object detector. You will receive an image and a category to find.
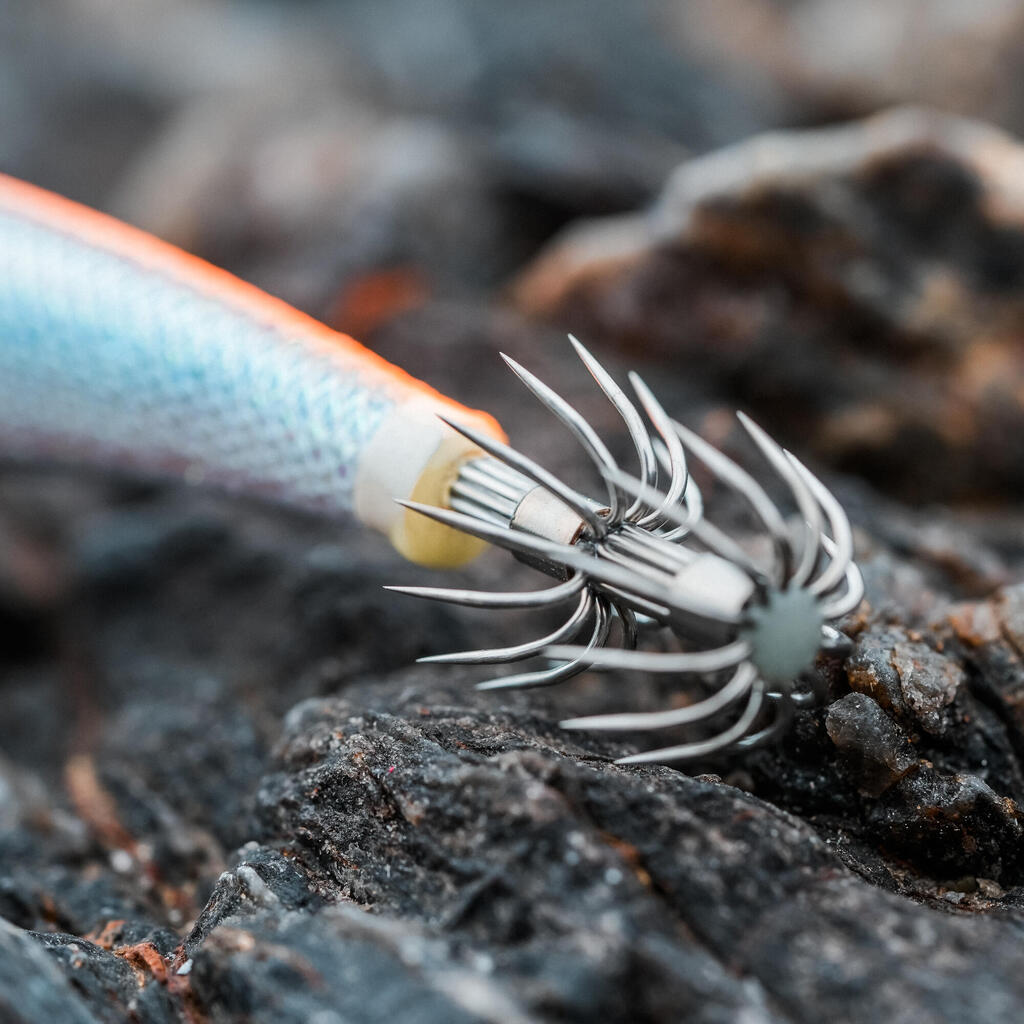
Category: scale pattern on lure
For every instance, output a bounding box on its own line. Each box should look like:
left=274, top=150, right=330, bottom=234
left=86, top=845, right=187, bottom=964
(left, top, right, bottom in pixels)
left=393, top=339, right=863, bottom=764
left=0, top=199, right=390, bottom=512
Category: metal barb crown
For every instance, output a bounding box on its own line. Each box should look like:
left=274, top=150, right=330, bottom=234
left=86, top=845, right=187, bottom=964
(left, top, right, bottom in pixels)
left=390, top=337, right=862, bottom=765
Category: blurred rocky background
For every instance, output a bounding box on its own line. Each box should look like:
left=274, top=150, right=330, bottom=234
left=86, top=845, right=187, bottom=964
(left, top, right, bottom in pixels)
left=2, top=1, right=1024, bottom=1021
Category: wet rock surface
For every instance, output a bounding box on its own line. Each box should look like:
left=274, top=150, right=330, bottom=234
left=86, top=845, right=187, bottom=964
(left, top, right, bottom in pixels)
left=3, top=5, right=1024, bottom=1022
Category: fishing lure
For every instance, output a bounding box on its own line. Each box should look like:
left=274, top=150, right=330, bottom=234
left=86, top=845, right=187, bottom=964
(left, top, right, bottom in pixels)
left=0, top=174, right=861, bottom=764
left=0, top=173, right=500, bottom=569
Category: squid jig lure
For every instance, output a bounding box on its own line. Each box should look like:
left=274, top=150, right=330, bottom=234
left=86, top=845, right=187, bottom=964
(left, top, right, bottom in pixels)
left=392, top=340, right=863, bottom=763
left=0, top=174, right=861, bottom=765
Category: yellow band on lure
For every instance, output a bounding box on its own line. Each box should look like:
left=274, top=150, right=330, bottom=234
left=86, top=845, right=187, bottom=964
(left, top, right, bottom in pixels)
left=390, top=434, right=490, bottom=567
left=354, top=397, right=505, bottom=568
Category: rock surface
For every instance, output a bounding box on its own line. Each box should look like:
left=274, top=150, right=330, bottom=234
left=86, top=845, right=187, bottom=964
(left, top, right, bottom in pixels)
left=2, top=345, right=1024, bottom=1022
left=515, top=107, right=1024, bottom=502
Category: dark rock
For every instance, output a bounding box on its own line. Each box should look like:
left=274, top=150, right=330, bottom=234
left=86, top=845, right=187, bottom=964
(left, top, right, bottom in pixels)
left=871, top=768, right=1024, bottom=883
left=888, top=641, right=964, bottom=736
left=0, top=918, right=99, bottom=1024
left=183, top=845, right=324, bottom=958
left=230, top=690, right=1024, bottom=1022
left=825, top=692, right=916, bottom=796
left=190, top=908, right=538, bottom=1024
left=2, top=360, right=1024, bottom=1024
left=514, top=107, right=1024, bottom=502
left=845, top=628, right=964, bottom=737
left=33, top=931, right=183, bottom=1024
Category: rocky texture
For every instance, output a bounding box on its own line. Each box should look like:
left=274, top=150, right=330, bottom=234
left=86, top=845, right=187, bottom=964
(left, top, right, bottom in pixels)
left=515, top=107, right=1024, bottom=502
left=2, top=369, right=1024, bottom=1022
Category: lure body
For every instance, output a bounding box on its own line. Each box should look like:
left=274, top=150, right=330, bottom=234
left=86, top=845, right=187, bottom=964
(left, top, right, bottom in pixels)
left=0, top=174, right=500, bottom=566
